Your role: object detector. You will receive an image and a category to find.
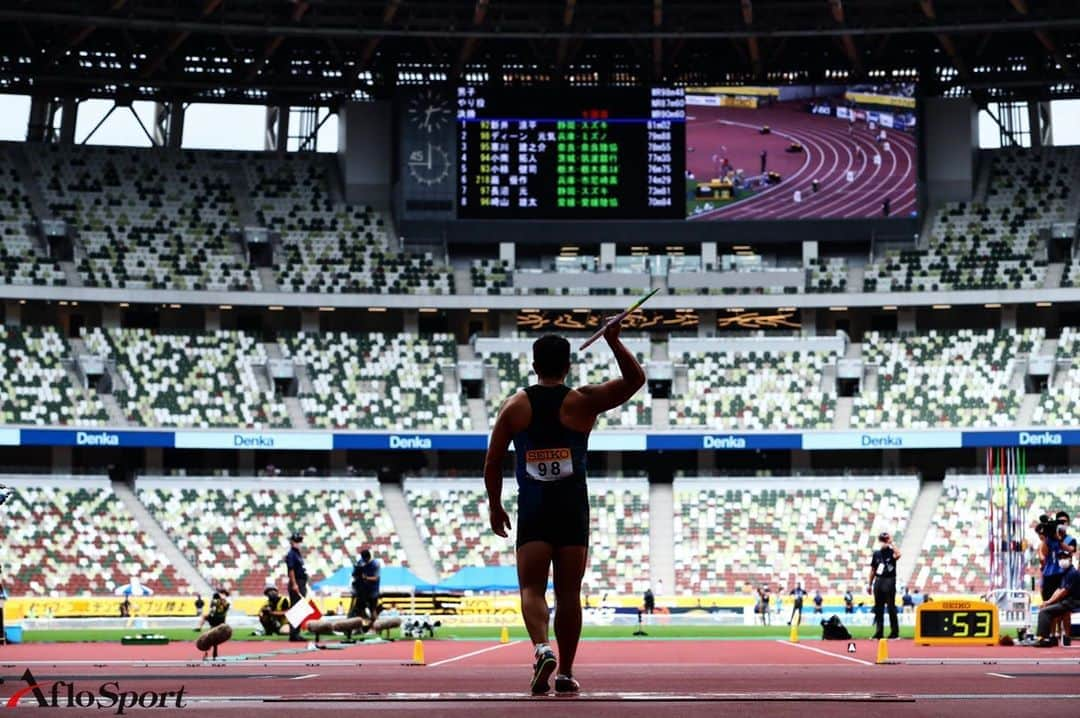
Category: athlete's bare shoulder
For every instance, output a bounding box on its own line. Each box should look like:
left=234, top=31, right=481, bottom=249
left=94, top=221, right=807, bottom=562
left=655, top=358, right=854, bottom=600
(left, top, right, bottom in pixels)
left=560, top=387, right=599, bottom=433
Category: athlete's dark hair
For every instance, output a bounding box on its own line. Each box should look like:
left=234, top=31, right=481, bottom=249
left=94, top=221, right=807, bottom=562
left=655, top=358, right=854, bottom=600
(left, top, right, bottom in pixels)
left=360, top=549, right=372, bottom=562
left=533, top=334, right=571, bottom=379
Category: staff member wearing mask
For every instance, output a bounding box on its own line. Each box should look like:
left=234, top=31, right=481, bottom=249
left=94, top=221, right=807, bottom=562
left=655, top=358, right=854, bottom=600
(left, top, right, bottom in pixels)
left=869, top=532, right=901, bottom=640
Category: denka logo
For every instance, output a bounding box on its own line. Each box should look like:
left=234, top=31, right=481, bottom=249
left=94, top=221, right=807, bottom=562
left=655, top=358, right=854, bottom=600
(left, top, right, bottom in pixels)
left=232, top=434, right=274, bottom=448
left=389, top=435, right=432, bottom=449
left=1019, top=431, right=1062, bottom=446
left=702, top=435, right=746, bottom=449
left=4, top=669, right=186, bottom=714
left=75, top=432, right=120, bottom=447
left=860, top=434, right=902, bottom=448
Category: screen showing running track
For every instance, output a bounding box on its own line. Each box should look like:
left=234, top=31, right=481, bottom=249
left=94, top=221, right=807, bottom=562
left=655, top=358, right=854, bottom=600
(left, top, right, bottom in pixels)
left=456, top=87, right=686, bottom=219
left=685, top=84, right=918, bottom=221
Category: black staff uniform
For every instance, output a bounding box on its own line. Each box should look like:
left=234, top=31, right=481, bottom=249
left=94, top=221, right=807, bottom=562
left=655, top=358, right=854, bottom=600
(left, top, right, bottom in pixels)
left=870, top=533, right=900, bottom=639
left=285, top=533, right=308, bottom=642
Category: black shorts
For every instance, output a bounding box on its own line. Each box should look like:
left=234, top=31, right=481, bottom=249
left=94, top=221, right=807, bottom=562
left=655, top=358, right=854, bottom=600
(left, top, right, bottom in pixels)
left=516, top=480, right=589, bottom=549
left=207, top=615, right=226, bottom=628
left=1042, top=573, right=1063, bottom=601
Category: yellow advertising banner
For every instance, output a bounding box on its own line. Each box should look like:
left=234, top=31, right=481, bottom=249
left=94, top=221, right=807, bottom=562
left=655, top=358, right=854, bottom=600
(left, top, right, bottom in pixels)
left=691, top=86, right=779, bottom=97
left=844, top=91, right=916, bottom=109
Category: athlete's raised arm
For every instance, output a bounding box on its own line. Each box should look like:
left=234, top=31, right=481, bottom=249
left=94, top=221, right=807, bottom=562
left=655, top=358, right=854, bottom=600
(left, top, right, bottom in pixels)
left=484, top=391, right=529, bottom=537
left=575, top=320, right=646, bottom=415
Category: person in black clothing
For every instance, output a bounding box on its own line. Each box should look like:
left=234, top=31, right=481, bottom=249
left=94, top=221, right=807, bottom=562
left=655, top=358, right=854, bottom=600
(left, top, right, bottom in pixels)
left=194, top=594, right=205, bottom=618
left=843, top=587, right=854, bottom=614
left=643, top=588, right=655, bottom=614
left=196, top=590, right=230, bottom=631
left=285, top=532, right=307, bottom=642
left=119, top=598, right=131, bottom=617
left=1034, top=551, right=1080, bottom=646
left=788, top=583, right=806, bottom=625
left=350, top=549, right=381, bottom=621
left=812, top=590, right=823, bottom=615
left=869, top=532, right=901, bottom=639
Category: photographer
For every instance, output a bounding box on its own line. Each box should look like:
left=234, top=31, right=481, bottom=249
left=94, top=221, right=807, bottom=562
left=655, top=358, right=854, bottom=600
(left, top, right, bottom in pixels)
left=1037, top=514, right=1067, bottom=606
left=1033, top=551, right=1080, bottom=647
left=259, top=586, right=291, bottom=636
left=868, top=532, right=901, bottom=640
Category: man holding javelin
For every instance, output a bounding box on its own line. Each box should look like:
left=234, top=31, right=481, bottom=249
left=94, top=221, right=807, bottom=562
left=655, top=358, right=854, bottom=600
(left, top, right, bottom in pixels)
left=484, top=323, right=645, bottom=695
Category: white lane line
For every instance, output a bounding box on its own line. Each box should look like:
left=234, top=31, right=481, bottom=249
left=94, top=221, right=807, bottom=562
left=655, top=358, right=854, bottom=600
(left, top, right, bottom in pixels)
left=290, top=673, right=319, bottom=681
left=776, top=639, right=875, bottom=666
left=427, top=640, right=523, bottom=668
left=986, top=672, right=1015, bottom=679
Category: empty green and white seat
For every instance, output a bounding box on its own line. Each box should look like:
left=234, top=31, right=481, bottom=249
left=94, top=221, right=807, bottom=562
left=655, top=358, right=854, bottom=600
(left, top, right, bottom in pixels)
left=3, top=478, right=188, bottom=596
left=673, top=477, right=917, bottom=594
left=852, top=328, right=1040, bottom=429
left=0, top=325, right=107, bottom=425
left=281, top=332, right=469, bottom=430
left=670, top=348, right=836, bottom=429
left=0, top=157, right=65, bottom=286
left=82, top=328, right=289, bottom=428
left=244, top=154, right=453, bottom=294
left=1033, top=326, right=1080, bottom=426
left=137, top=479, right=401, bottom=596
left=31, top=145, right=258, bottom=291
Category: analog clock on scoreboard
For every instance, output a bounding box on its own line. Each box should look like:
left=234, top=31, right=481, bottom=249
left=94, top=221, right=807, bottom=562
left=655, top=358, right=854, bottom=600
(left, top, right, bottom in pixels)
left=914, top=599, right=999, bottom=646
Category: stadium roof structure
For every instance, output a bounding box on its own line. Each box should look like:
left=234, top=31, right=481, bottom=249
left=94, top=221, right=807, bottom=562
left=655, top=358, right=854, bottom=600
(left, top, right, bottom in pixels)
left=1, top=1, right=1080, bottom=106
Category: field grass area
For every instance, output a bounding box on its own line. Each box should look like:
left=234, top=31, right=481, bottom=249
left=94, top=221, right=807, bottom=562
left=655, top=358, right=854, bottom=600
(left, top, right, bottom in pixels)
left=22, top=622, right=916, bottom=644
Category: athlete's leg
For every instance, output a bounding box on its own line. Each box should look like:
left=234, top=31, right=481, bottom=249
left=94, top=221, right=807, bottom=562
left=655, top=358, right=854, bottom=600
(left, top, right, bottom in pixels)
left=517, top=541, right=554, bottom=645
left=552, top=544, right=588, bottom=677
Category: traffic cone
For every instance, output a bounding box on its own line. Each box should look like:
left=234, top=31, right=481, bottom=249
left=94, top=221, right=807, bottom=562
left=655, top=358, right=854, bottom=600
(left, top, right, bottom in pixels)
left=412, top=639, right=425, bottom=665
left=875, top=637, right=888, bottom=664
left=500, top=626, right=510, bottom=644
left=847, top=642, right=856, bottom=654
left=788, top=621, right=799, bottom=643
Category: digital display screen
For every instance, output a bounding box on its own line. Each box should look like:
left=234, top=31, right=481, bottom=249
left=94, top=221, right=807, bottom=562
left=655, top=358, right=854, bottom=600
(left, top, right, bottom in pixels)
left=918, top=610, right=995, bottom=639
left=456, top=87, right=685, bottom=219
left=685, top=84, right=918, bottom=220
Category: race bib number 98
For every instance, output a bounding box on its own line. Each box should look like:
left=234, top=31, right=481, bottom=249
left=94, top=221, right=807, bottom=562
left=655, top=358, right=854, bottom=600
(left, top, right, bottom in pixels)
left=525, top=448, right=574, bottom=482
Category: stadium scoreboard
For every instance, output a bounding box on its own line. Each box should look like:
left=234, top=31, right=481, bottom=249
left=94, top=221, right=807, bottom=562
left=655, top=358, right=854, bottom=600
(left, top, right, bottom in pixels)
left=457, top=87, right=685, bottom=219
left=914, top=599, right=999, bottom=646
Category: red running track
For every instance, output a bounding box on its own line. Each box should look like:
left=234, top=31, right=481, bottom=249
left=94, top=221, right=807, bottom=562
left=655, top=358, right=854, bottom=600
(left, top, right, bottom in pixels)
left=1, top=639, right=1077, bottom=717
left=687, top=101, right=917, bottom=221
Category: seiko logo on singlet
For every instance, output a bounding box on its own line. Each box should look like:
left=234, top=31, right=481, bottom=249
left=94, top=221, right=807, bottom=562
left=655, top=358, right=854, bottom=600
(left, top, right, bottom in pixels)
left=525, top=448, right=573, bottom=481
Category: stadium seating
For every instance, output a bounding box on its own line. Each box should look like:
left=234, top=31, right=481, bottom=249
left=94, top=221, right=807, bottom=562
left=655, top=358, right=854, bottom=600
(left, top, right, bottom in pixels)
left=281, top=331, right=469, bottom=430
left=404, top=478, right=649, bottom=593
left=3, top=479, right=188, bottom=596
left=0, top=157, right=65, bottom=286
left=1063, top=258, right=1080, bottom=288
left=470, top=258, right=514, bottom=295
left=852, top=328, right=1040, bottom=429
left=1032, top=327, right=1080, bottom=426
left=864, top=148, right=1076, bottom=292
left=30, top=145, right=259, bottom=291
left=672, top=477, right=917, bottom=594
left=0, top=325, right=108, bottom=426
left=670, top=348, right=836, bottom=430
left=806, top=257, right=847, bottom=293
left=244, top=154, right=452, bottom=294
left=82, top=328, right=289, bottom=428
left=137, top=479, right=402, bottom=596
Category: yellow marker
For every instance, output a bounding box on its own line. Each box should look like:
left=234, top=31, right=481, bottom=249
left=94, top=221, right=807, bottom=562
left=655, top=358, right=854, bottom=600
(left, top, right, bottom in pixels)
left=412, top=639, right=426, bottom=665
left=875, top=638, right=889, bottom=664
left=500, top=626, right=510, bottom=644
left=788, top=622, right=799, bottom=643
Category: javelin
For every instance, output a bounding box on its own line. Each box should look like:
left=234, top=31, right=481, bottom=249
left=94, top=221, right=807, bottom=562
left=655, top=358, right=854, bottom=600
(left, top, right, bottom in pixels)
left=578, top=288, right=660, bottom=351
